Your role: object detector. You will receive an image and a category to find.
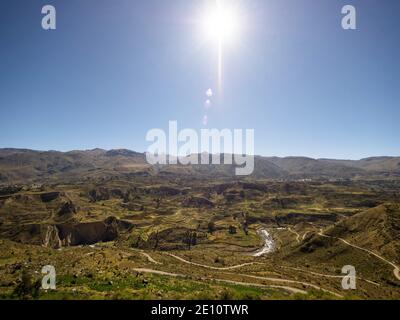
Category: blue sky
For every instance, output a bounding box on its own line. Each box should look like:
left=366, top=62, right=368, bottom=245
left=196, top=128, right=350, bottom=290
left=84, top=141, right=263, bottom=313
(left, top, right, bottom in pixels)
left=0, top=0, right=399, bottom=159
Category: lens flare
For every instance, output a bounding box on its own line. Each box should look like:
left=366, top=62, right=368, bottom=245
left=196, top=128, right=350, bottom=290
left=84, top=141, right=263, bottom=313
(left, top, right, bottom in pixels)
left=202, top=1, right=242, bottom=94
left=203, top=1, right=239, bottom=44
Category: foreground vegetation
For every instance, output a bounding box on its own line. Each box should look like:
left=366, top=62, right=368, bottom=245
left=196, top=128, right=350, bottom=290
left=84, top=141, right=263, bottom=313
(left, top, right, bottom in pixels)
left=1, top=165, right=399, bottom=299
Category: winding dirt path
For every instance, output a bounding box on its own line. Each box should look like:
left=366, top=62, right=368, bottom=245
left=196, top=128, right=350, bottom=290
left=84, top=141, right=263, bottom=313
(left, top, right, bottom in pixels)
left=281, top=266, right=380, bottom=287
left=162, top=253, right=342, bottom=297
left=140, top=252, right=162, bottom=265
left=231, top=273, right=343, bottom=298
left=133, top=268, right=308, bottom=295
left=134, top=268, right=179, bottom=277
left=302, top=231, right=310, bottom=241
left=165, top=253, right=262, bottom=270
left=318, top=231, right=400, bottom=281
left=128, top=248, right=162, bottom=265
left=288, top=228, right=301, bottom=243
left=211, top=278, right=308, bottom=295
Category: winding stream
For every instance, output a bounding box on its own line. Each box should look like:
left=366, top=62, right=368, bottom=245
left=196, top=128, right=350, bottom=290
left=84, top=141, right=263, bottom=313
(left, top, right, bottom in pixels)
left=252, top=229, right=275, bottom=257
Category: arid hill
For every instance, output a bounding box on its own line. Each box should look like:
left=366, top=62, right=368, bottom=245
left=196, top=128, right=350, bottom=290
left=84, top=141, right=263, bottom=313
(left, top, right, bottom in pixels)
left=1, top=148, right=400, bottom=184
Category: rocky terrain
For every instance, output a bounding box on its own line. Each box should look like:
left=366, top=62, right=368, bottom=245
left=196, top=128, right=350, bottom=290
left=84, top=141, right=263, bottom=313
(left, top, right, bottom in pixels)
left=0, top=149, right=399, bottom=300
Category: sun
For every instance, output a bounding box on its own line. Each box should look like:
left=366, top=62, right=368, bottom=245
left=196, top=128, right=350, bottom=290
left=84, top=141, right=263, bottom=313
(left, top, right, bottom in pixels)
left=203, top=0, right=240, bottom=44
left=200, top=0, right=243, bottom=93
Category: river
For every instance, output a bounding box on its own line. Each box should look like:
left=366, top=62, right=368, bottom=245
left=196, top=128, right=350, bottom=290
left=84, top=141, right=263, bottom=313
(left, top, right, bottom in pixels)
left=252, top=229, right=275, bottom=257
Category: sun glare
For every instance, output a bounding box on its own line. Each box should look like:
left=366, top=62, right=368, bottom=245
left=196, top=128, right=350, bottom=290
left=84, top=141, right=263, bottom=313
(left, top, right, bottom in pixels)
left=203, top=1, right=240, bottom=44
left=200, top=1, right=243, bottom=95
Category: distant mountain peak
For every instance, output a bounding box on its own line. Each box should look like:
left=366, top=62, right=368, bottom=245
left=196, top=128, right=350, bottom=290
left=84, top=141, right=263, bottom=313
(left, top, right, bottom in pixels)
left=105, top=149, right=143, bottom=157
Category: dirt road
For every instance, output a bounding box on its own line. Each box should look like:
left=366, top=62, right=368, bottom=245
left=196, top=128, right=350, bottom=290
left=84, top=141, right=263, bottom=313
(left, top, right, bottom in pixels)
left=318, top=231, right=400, bottom=281
left=133, top=268, right=308, bottom=295
left=160, top=252, right=342, bottom=297
left=165, top=253, right=262, bottom=270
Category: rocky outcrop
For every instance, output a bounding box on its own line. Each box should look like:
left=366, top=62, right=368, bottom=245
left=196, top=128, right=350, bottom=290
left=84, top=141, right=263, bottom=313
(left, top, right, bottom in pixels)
left=43, top=225, right=62, bottom=249
left=57, top=201, right=77, bottom=217
left=148, top=186, right=182, bottom=196
left=88, top=187, right=110, bottom=202
left=223, top=191, right=244, bottom=202
left=40, top=192, right=61, bottom=203
left=134, top=227, right=206, bottom=251
left=7, top=217, right=134, bottom=248
left=245, top=215, right=276, bottom=225
left=56, top=216, right=134, bottom=246
left=0, top=185, right=23, bottom=196
left=276, top=212, right=337, bottom=225
left=88, top=187, right=124, bottom=202
left=57, top=220, right=118, bottom=246
left=183, top=196, right=215, bottom=208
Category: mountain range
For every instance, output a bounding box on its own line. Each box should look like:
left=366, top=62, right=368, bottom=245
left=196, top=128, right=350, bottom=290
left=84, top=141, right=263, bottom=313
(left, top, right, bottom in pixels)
left=0, top=148, right=399, bottom=184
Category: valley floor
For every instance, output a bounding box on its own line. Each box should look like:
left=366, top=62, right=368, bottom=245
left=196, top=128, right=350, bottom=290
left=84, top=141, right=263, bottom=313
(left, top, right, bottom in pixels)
left=1, top=178, right=399, bottom=300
